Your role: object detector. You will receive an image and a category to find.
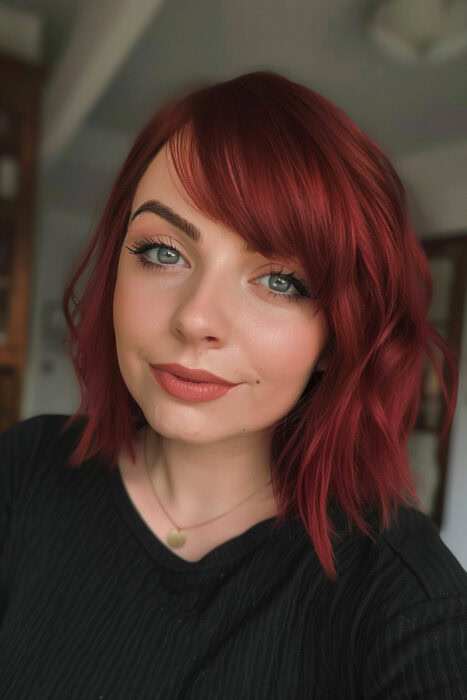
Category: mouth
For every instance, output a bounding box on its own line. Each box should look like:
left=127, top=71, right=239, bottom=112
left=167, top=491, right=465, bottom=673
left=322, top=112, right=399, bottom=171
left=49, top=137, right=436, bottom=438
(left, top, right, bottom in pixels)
left=150, top=365, right=239, bottom=402
left=172, top=373, right=205, bottom=383
left=150, top=362, right=238, bottom=386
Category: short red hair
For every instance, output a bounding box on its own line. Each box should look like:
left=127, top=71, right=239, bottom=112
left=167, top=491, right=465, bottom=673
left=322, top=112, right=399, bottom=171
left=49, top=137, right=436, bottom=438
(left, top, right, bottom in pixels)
left=61, top=71, right=459, bottom=580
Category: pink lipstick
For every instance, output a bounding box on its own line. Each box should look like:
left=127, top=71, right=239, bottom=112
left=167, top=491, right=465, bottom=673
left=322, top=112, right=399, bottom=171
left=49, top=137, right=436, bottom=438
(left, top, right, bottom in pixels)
left=150, top=365, right=239, bottom=402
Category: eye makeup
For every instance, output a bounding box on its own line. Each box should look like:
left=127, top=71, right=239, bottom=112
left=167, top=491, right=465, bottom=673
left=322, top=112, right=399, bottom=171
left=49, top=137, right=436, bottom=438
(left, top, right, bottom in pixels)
left=125, top=234, right=314, bottom=303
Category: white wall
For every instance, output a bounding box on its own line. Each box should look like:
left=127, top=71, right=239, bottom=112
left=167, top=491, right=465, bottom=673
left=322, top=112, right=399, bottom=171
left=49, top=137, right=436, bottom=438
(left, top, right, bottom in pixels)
left=396, top=138, right=467, bottom=236
left=20, top=205, right=91, bottom=418
left=20, top=126, right=132, bottom=419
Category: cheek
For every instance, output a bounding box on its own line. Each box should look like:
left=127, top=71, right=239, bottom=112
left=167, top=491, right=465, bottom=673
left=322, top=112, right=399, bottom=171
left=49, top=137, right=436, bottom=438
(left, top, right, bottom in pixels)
left=113, top=275, right=159, bottom=393
left=239, top=318, right=323, bottom=433
left=113, top=274, right=154, bottom=346
left=253, top=313, right=327, bottom=391
left=113, top=279, right=132, bottom=344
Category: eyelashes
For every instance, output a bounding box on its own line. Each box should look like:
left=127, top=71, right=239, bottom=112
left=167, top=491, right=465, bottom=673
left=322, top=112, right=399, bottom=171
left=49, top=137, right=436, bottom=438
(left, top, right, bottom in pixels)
left=125, top=234, right=313, bottom=303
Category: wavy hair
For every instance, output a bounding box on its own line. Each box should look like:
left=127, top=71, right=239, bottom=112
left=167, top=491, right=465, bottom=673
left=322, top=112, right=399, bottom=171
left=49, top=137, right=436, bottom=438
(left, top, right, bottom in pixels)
left=61, top=70, right=459, bottom=580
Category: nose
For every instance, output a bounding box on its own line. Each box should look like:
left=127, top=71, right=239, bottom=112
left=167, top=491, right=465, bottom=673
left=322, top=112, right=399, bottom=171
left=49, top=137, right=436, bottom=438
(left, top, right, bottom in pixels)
left=170, top=267, right=237, bottom=344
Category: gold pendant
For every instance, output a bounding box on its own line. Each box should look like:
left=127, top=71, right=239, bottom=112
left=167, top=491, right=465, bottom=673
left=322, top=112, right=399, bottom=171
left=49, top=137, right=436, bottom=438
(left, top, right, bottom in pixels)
left=167, top=527, right=186, bottom=549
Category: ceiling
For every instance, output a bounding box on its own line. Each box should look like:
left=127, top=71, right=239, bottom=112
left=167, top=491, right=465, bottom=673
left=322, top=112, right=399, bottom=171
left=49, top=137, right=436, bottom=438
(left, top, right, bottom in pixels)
left=87, top=0, right=467, bottom=157
left=4, top=0, right=467, bottom=219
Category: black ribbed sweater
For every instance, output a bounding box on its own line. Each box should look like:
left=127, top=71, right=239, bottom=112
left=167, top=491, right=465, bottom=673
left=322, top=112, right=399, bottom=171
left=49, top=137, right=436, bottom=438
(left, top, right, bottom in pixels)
left=1, top=414, right=466, bottom=699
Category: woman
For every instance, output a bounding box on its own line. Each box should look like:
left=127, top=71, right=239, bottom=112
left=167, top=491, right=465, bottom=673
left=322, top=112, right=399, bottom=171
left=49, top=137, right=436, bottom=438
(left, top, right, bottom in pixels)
left=1, top=71, right=466, bottom=699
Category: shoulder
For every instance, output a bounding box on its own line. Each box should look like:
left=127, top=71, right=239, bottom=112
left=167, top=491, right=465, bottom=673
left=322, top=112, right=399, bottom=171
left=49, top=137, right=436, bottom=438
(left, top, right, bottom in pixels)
left=347, top=505, right=467, bottom=696
left=332, top=504, right=467, bottom=604
left=0, top=413, right=87, bottom=492
left=1, top=413, right=65, bottom=460
left=1, top=413, right=70, bottom=440
left=0, top=413, right=85, bottom=459
left=370, top=505, right=467, bottom=603
left=319, top=505, right=467, bottom=696
left=378, top=505, right=467, bottom=597
left=322, top=503, right=467, bottom=659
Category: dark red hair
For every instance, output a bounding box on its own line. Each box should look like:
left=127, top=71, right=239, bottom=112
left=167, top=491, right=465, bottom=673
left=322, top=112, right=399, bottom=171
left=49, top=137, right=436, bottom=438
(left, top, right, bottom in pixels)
left=61, top=70, right=459, bottom=580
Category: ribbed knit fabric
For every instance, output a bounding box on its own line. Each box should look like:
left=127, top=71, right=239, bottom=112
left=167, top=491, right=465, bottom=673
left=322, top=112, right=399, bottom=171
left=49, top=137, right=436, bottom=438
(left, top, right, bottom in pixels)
left=1, top=414, right=466, bottom=699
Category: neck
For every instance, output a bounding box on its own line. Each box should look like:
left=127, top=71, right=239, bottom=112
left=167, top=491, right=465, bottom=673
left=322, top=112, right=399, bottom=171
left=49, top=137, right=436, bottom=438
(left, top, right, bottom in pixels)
left=142, top=426, right=277, bottom=525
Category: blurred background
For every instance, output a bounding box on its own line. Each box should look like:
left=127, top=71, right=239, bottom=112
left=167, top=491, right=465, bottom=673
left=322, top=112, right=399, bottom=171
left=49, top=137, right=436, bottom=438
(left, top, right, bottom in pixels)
left=0, top=0, right=466, bottom=565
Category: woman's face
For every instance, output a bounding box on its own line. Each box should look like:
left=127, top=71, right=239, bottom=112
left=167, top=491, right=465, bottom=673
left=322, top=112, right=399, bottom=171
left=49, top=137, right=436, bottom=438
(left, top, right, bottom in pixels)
left=113, top=143, right=329, bottom=445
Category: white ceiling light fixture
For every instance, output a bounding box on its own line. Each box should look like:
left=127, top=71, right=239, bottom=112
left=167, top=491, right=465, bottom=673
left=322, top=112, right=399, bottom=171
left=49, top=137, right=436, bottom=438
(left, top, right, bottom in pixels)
left=366, top=0, right=467, bottom=63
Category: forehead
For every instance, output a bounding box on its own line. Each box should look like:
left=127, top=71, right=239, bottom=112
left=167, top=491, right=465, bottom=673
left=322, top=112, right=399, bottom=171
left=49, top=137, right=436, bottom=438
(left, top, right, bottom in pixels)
left=133, top=144, right=184, bottom=206
left=129, top=146, right=256, bottom=254
left=129, top=142, right=303, bottom=267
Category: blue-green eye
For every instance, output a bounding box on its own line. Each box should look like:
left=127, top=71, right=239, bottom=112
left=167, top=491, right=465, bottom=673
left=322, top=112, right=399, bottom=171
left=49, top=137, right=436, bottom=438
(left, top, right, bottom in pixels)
left=126, top=235, right=313, bottom=303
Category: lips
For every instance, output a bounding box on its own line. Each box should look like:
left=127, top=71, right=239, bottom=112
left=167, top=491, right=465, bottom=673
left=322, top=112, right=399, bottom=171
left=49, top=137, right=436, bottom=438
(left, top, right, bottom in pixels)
left=150, top=362, right=238, bottom=386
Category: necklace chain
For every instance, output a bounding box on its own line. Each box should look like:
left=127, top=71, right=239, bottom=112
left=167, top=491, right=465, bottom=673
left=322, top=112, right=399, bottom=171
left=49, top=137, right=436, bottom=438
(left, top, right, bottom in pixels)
left=143, top=427, right=273, bottom=534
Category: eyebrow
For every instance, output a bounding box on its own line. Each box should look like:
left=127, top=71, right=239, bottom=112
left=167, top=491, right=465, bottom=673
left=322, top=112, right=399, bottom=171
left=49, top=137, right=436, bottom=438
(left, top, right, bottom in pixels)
left=128, top=199, right=256, bottom=254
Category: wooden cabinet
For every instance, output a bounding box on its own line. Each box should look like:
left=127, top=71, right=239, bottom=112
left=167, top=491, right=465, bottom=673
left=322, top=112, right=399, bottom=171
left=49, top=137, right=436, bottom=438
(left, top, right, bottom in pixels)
left=412, top=233, right=467, bottom=528
left=0, top=51, right=46, bottom=432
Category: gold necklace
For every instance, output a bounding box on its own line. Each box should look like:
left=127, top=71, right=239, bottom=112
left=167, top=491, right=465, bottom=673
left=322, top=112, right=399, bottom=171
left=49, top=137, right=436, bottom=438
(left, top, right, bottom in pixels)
left=143, top=427, right=273, bottom=549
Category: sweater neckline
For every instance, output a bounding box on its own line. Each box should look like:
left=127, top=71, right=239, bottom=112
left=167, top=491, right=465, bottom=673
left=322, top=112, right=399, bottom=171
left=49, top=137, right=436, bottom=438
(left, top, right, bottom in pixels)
left=106, top=460, right=290, bottom=573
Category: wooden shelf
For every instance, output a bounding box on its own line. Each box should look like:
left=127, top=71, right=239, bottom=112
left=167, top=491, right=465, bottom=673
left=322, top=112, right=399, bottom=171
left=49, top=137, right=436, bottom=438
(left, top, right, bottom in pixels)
left=0, top=344, right=22, bottom=368
left=419, top=234, right=467, bottom=530
left=0, top=50, right=45, bottom=433
left=0, top=274, right=12, bottom=290
left=0, top=198, right=20, bottom=223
